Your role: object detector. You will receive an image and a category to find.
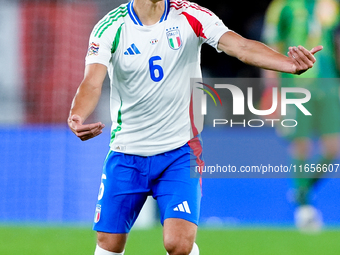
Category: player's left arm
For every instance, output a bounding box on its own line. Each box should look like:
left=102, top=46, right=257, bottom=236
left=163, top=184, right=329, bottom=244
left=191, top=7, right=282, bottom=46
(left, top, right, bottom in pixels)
left=217, top=31, right=323, bottom=75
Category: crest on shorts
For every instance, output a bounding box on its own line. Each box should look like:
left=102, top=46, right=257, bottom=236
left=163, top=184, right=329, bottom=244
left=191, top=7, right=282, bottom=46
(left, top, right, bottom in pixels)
left=87, top=42, right=100, bottom=56
left=94, top=204, right=101, bottom=223
left=166, top=27, right=182, bottom=50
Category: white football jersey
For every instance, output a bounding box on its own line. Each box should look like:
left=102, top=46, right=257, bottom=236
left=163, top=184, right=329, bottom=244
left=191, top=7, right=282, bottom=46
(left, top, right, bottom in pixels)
left=86, top=0, right=229, bottom=156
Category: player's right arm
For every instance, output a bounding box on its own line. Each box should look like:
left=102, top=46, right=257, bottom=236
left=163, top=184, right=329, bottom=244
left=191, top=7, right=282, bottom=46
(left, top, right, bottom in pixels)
left=68, top=63, right=107, bottom=141
left=68, top=6, right=125, bottom=141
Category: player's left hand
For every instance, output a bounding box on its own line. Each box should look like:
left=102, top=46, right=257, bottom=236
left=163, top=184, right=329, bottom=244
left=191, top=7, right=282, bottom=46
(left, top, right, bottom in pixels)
left=288, top=45, right=323, bottom=75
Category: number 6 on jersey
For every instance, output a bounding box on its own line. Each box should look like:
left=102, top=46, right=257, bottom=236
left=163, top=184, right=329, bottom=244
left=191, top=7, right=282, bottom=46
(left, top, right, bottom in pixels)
left=149, top=56, right=164, bottom=82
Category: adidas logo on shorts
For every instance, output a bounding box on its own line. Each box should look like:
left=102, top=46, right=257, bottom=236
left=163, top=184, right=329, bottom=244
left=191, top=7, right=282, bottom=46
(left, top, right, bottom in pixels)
left=173, top=201, right=191, bottom=214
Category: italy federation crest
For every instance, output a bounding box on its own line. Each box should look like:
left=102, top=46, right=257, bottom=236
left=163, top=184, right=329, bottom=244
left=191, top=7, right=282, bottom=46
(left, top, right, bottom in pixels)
left=166, top=27, right=182, bottom=50
left=94, top=204, right=101, bottom=223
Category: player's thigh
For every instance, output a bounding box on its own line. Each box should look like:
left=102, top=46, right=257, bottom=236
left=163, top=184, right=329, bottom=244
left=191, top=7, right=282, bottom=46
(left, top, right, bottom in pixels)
left=94, top=151, right=149, bottom=234
left=163, top=218, right=197, bottom=254
left=152, top=144, right=202, bottom=226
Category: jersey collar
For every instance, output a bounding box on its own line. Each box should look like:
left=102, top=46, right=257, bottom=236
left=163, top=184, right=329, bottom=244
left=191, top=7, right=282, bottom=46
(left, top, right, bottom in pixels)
left=127, top=0, right=170, bottom=26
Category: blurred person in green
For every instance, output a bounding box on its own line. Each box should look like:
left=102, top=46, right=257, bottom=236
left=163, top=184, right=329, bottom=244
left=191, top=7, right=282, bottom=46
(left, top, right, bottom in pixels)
left=263, top=0, right=340, bottom=231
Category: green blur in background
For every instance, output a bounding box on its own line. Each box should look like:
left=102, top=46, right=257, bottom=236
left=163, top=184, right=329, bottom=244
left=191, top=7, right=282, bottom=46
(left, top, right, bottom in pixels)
left=0, top=226, right=340, bottom=255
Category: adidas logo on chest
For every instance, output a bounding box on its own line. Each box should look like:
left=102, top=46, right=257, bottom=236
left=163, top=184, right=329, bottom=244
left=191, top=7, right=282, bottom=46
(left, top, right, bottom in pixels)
left=124, top=43, right=141, bottom=55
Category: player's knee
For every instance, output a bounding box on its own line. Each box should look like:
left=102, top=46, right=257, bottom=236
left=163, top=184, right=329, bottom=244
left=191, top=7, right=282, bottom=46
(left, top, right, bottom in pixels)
left=164, top=237, right=194, bottom=255
left=96, top=232, right=126, bottom=254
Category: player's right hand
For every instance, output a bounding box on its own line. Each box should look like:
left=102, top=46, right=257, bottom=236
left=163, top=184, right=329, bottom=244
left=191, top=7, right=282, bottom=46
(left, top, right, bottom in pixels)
left=68, top=114, right=105, bottom=141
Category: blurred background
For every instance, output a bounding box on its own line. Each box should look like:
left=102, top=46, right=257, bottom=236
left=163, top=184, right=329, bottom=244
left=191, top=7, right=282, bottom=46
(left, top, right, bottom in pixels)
left=0, top=0, right=340, bottom=254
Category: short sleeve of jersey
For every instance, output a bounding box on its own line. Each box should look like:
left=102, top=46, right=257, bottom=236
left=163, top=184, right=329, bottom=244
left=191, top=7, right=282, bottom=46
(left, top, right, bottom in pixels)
left=85, top=9, right=125, bottom=67
left=182, top=3, right=230, bottom=52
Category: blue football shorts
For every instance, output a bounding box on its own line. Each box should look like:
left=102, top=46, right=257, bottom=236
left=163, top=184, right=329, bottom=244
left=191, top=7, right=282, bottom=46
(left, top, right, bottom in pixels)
left=93, top=136, right=204, bottom=234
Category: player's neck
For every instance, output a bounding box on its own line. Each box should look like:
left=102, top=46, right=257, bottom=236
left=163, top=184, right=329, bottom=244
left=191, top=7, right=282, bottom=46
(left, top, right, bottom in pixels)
left=133, top=0, right=165, bottom=26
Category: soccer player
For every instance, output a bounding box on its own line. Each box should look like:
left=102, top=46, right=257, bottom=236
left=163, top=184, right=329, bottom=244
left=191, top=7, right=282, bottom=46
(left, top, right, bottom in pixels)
left=68, top=0, right=322, bottom=254
left=263, top=0, right=340, bottom=231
